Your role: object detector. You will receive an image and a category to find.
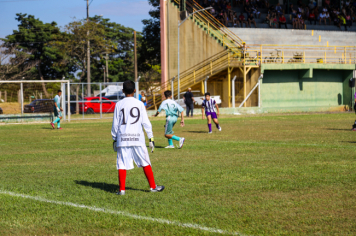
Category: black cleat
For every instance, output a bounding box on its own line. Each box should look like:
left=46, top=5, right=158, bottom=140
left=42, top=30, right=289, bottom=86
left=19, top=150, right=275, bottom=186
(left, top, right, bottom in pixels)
left=151, top=185, right=165, bottom=192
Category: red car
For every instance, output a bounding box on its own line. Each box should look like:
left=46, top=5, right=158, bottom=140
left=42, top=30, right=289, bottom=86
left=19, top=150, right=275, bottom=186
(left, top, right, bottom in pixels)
left=78, top=97, right=116, bottom=114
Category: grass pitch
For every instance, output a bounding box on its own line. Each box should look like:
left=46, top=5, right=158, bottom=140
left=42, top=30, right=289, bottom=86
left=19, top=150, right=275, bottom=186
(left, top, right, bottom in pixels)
left=0, top=113, right=356, bottom=235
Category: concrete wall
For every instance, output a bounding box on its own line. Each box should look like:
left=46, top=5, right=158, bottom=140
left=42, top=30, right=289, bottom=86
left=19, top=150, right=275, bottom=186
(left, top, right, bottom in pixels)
left=167, top=2, right=225, bottom=80
left=261, top=69, right=354, bottom=108
left=229, top=28, right=356, bottom=46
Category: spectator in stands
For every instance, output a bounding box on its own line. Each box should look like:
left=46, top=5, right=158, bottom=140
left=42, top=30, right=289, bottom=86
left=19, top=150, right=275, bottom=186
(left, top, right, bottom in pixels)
left=233, top=12, right=240, bottom=27
left=276, top=3, right=283, bottom=16
left=346, top=12, right=352, bottom=27
left=248, top=13, right=257, bottom=27
left=244, top=2, right=252, bottom=15
left=325, top=11, right=331, bottom=24
left=297, top=12, right=304, bottom=29
left=322, top=6, right=328, bottom=13
left=264, top=0, right=269, bottom=9
left=308, top=0, right=315, bottom=10
left=271, top=13, right=278, bottom=28
left=227, top=10, right=234, bottom=26
left=290, top=4, right=296, bottom=15
left=309, top=9, right=317, bottom=24
left=324, top=0, right=331, bottom=9
left=338, top=14, right=347, bottom=30
left=304, top=6, right=310, bottom=20
left=239, top=12, right=248, bottom=27
left=252, top=4, right=261, bottom=18
left=319, top=11, right=327, bottom=24
left=279, top=14, right=288, bottom=28
left=292, top=12, right=299, bottom=28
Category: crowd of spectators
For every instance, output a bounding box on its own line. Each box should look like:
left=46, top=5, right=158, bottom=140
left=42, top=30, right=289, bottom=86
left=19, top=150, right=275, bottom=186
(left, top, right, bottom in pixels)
left=197, top=0, right=356, bottom=30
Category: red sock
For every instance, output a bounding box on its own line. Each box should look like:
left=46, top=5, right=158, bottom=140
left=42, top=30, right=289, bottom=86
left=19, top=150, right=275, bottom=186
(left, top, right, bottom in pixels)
left=118, top=169, right=126, bottom=191
left=143, top=165, right=156, bottom=189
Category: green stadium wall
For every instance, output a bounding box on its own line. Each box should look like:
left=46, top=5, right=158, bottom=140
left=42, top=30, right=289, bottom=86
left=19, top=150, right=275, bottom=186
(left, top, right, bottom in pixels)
left=260, top=64, right=355, bottom=110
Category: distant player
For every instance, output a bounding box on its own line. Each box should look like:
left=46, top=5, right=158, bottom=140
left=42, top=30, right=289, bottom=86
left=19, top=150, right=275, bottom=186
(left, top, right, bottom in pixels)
left=112, top=80, right=164, bottom=195
left=153, top=90, right=185, bottom=149
left=50, top=90, right=63, bottom=130
left=201, top=92, right=221, bottom=133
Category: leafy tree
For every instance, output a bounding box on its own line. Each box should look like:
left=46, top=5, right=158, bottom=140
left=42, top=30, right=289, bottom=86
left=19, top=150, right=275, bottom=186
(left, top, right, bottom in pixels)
left=2, top=14, right=74, bottom=97
left=89, top=16, right=141, bottom=83
left=139, top=0, right=161, bottom=70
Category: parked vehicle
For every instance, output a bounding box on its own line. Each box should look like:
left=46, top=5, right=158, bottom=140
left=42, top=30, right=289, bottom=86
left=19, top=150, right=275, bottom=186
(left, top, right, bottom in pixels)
left=78, top=97, right=116, bottom=114
left=95, top=85, right=123, bottom=97
left=103, top=92, right=125, bottom=102
left=65, top=95, right=82, bottom=114
left=175, top=90, right=222, bottom=108
left=0, top=107, right=3, bottom=114
left=24, top=99, right=55, bottom=113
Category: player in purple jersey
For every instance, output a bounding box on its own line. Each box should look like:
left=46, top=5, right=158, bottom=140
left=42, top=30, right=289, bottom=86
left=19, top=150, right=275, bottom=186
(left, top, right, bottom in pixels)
left=201, top=92, right=221, bottom=133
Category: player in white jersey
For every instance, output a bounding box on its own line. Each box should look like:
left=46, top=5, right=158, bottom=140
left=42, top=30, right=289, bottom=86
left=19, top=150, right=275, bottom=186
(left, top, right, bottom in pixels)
left=50, top=90, right=63, bottom=130
left=201, top=92, right=221, bottom=133
left=152, top=90, right=185, bottom=149
left=111, top=80, right=164, bottom=195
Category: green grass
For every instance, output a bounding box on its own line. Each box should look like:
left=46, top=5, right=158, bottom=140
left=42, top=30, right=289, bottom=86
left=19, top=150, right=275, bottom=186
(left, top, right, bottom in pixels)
left=1, top=113, right=356, bottom=235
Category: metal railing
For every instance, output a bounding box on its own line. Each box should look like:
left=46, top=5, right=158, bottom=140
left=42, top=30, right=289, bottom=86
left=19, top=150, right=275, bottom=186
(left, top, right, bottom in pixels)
left=146, top=44, right=356, bottom=109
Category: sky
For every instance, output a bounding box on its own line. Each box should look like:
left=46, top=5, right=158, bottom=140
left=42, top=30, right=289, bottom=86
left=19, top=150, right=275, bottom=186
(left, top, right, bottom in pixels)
left=0, top=0, right=152, bottom=38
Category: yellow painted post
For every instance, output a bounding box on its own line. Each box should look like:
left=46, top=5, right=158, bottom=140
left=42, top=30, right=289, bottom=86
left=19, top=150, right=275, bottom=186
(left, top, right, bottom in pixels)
left=311, top=30, right=314, bottom=36
left=228, top=68, right=231, bottom=108
left=303, top=51, right=305, bottom=63
left=334, top=47, right=336, bottom=54
left=153, top=94, right=156, bottom=110
left=201, top=81, right=204, bottom=94
left=282, top=51, right=284, bottom=64
left=319, top=35, right=321, bottom=42
left=260, top=45, right=262, bottom=64
left=228, top=53, right=230, bottom=67
left=324, top=51, right=326, bottom=63
left=327, top=41, right=329, bottom=47
left=344, top=47, right=347, bottom=64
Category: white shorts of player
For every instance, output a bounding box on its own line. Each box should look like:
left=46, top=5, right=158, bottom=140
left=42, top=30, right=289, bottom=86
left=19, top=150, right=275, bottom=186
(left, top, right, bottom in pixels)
left=116, top=146, right=151, bottom=170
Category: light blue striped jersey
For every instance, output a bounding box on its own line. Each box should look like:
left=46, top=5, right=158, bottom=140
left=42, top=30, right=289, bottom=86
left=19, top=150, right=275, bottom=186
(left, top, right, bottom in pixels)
left=158, top=99, right=184, bottom=117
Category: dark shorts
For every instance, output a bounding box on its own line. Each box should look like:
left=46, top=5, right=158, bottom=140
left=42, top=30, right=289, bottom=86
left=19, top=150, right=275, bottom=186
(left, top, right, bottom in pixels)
left=206, top=112, right=217, bottom=119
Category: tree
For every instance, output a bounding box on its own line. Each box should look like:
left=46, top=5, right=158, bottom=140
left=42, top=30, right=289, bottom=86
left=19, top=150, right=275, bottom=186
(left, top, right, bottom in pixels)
left=89, top=16, right=141, bottom=83
left=139, top=0, right=161, bottom=70
left=0, top=44, right=37, bottom=81
left=2, top=14, right=73, bottom=97
left=138, top=0, right=161, bottom=92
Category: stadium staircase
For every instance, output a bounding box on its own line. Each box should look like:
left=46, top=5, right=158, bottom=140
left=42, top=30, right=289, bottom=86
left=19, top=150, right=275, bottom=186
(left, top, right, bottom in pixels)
left=146, top=0, right=246, bottom=110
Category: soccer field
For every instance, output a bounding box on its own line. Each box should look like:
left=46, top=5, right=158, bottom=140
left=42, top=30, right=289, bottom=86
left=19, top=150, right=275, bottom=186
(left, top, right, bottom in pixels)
left=0, top=113, right=356, bottom=235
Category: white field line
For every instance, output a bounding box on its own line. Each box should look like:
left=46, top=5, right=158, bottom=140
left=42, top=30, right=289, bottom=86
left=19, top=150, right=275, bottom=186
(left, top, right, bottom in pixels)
left=0, top=190, right=246, bottom=236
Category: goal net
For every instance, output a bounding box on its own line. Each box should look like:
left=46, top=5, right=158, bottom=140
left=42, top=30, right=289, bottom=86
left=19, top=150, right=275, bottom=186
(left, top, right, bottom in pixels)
left=0, top=80, right=69, bottom=123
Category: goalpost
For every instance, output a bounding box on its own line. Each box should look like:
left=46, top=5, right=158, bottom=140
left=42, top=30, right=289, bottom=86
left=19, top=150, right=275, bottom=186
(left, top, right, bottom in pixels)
left=0, top=80, right=70, bottom=123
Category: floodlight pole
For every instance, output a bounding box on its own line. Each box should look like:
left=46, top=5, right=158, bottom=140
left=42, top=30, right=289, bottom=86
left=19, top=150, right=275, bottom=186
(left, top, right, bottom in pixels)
left=171, top=77, right=175, bottom=100
left=177, top=7, right=212, bottom=100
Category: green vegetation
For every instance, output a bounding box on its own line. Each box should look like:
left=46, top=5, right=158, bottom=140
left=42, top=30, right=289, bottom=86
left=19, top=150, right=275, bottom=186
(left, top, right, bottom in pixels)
left=0, top=113, right=355, bottom=235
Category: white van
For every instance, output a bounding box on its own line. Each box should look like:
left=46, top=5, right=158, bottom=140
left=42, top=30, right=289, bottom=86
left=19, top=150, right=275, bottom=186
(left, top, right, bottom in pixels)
left=95, top=85, right=123, bottom=97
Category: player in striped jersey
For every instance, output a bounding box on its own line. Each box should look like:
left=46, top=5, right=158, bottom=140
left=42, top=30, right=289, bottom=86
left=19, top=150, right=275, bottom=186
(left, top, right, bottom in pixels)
left=201, top=92, right=221, bottom=134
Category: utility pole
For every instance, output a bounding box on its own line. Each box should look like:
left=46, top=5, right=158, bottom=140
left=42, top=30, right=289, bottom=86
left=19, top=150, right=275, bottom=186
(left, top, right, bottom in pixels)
left=134, top=31, right=137, bottom=82
left=106, top=53, right=109, bottom=83
left=87, top=0, right=91, bottom=96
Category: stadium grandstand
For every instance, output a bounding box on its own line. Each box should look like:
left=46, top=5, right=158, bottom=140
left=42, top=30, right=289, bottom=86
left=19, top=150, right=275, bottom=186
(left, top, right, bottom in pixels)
left=148, top=0, right=356, bottom=115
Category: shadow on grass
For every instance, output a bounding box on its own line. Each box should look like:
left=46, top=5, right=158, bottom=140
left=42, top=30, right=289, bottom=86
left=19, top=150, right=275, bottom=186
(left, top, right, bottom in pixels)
left=183, top=131, right=207, bottom=133
left=340, top=141, right=356, bottom=144
left=74, top=180, right=150, bottom=193
left=326, top=128, right=352, bottom=131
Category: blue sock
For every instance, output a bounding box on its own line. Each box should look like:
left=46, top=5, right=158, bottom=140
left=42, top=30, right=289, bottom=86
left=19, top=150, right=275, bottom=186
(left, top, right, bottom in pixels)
left=168, top=139, right=173, bottom=146
left=172, top=135, right=181, bottom=141
left=57, top=121, right=60, bottom=128
left=53, top=118, right=60, bottom=124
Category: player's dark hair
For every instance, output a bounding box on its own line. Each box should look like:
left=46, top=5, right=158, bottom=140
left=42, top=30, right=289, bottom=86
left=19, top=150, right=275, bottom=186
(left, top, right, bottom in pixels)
left=164, top=90, right=172, bottom=98
left=58, top=90, right=62, bottom=93
left=205, top=92, right=210, bottom=96
left=123, top=80, right=135, bottom=94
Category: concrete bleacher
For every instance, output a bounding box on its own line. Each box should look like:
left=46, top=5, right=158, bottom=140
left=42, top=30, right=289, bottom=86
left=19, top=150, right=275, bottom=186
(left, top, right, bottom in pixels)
left=228, top=27, right=356, bottom=46
left=229, top=6, right=356, bottom=32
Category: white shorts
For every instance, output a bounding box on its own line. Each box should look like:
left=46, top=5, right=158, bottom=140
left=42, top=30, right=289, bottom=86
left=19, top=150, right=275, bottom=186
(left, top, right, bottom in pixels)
left=116, top=146, right=151, bottom=170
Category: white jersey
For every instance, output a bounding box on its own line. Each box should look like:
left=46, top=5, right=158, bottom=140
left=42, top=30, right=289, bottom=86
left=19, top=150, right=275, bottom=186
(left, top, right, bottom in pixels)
left=202, top=98, right=216, bottom=113
left=111, top=97, right=153, bottom=147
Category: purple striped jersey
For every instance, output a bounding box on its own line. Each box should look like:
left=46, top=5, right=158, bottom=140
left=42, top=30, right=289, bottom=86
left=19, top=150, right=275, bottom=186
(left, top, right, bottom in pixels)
left=202, top=99, right=216, bottom=113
